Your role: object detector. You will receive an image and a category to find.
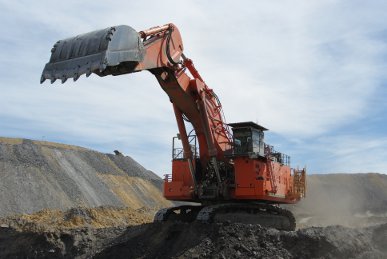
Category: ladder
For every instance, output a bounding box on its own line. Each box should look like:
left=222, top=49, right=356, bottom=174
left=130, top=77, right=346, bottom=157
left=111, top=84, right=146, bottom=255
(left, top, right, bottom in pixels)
left=266, top=155, right=278, bottom=194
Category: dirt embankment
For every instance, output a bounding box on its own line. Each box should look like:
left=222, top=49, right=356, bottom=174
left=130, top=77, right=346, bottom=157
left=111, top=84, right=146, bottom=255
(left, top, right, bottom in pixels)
left=0, top=137, right=171, bottom=217
left=0, top=206, right=154, bottom=232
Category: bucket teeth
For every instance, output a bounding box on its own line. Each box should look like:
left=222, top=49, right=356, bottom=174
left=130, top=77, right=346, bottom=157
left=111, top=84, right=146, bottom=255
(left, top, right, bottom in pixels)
left=40, top=75, right=46, bottom=84
left=61, top=77, right=68, bottom=84
left=73, top=74, right=80, bottom=82
left=40, top=25, right=145, bottom=84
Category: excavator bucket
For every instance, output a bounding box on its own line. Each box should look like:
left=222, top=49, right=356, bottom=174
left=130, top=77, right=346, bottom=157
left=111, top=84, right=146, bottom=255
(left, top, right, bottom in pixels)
left=40, top=25, right=145, bottom=84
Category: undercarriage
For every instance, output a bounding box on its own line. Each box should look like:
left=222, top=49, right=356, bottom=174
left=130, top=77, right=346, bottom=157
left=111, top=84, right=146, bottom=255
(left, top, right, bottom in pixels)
left=154, top=203, right=296, bottom=231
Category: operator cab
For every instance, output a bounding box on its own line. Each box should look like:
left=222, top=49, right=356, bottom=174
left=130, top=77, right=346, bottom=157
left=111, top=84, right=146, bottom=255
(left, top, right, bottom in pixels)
left=229, top=121, right=267, bottom=157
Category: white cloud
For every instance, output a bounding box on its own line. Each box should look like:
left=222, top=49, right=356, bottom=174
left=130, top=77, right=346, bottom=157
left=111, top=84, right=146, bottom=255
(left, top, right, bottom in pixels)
left=0, top=0, right=386, bottom=175
left=310, top=135, right=387, bottom=173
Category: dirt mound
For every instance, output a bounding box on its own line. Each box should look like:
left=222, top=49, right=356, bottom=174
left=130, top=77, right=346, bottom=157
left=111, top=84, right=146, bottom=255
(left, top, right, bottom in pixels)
left=1, top=222, right=386, bottom=258
left=0, top=206, right=155, bottom=232
left=0, top=137, right=171, bottom=217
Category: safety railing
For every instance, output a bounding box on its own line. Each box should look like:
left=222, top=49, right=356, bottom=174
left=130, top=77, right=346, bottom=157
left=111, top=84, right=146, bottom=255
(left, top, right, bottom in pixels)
left=164, top=174, right=172, bottom=183
left=173, top=148, right=184, bottom=159
left=172, top=133, right=198, bottom=160
left=265, top=144, right=290, bottom=166
left=292, top=168, right=306, bottom=198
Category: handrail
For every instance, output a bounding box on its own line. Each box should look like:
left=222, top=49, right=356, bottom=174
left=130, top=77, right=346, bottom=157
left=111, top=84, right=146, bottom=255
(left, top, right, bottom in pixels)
left=164, top=174, right=172, bottom=183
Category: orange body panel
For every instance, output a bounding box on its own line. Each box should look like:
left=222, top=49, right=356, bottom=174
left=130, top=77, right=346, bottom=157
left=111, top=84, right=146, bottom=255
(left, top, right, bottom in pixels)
left=232, top=157, right=296, bottom=203
left=164, top=156, right=303, bottom=204
left=164, top=160, right=194, bottom=200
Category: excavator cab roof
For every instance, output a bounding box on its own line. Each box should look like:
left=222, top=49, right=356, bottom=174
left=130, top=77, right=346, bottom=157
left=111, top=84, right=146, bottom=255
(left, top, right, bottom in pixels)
left=228, top=121, right=268, bottom=131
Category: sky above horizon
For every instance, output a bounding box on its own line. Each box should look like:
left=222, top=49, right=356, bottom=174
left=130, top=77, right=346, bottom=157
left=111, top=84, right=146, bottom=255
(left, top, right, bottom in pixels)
left=1, top=0, right=386, bottom=176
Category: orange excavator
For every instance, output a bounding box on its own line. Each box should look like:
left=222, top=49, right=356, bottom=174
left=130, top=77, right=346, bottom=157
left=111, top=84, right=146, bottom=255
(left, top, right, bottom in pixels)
left=41, top=23, right=306, bottom=230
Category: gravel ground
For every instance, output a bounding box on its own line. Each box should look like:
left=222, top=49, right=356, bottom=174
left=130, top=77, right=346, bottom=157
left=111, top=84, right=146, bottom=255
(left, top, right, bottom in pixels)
left=1, top=221, right=386, bottom=259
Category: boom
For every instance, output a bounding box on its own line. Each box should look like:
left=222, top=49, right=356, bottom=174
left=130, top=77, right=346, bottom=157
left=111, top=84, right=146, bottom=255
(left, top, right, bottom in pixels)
left=41, top=24, right=231, bottom=185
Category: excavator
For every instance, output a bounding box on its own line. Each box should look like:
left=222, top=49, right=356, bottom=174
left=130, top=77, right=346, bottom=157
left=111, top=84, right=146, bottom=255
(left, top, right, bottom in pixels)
left=41, top=23, right=306, bottom=230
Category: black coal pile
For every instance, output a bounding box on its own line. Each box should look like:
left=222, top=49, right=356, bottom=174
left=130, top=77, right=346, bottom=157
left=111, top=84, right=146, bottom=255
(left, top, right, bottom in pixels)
left=0, top=224, right=130, bottom=259
left=1, top=222, right=386, bottom=259
left=96, top=222, right=387, bottom=259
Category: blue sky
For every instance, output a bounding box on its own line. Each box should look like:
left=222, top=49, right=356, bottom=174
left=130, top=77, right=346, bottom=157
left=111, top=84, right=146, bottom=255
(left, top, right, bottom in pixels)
left=1, top=0, right=386, bottom=176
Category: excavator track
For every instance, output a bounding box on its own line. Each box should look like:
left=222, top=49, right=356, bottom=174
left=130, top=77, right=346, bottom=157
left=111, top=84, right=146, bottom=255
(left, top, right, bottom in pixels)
left=154, top=205, right=204, bottom=223
left=197, top=203, right=296, bottom=231
left=154, top=203, right=296, bottom=231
